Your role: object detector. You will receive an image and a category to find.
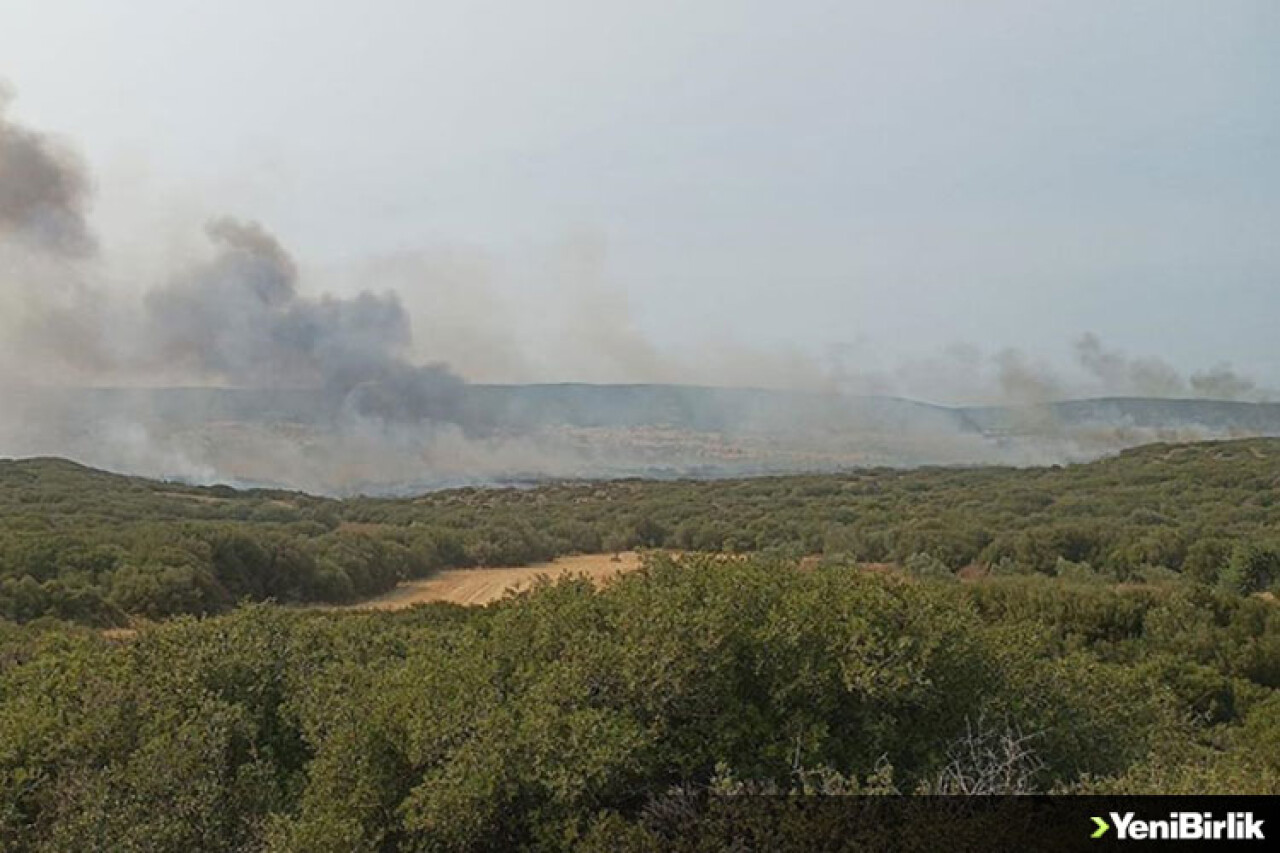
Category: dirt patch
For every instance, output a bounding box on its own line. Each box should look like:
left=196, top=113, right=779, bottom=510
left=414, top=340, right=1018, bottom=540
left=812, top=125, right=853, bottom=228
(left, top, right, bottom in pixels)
left=333, top=552, right=645, bottom=610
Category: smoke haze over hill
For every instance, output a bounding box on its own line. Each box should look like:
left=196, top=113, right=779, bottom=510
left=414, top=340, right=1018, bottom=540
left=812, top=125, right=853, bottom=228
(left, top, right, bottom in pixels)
left=1, top=80, right=1277, bottom=492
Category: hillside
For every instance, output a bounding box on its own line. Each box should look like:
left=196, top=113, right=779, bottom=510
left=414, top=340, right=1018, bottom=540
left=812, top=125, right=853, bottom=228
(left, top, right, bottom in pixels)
left=6, top=385, right=1280, bottom=492
left=3, top=437, right=1280, bottom=625
left=3, top=438, right=1280, bottom=846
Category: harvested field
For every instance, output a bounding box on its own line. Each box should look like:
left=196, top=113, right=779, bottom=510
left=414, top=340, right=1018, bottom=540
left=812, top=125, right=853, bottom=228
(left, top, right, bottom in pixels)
left=333, top=551, right=644, bottom=610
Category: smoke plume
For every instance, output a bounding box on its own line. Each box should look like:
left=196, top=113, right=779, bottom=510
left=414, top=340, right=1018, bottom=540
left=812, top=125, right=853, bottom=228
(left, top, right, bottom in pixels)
left=1073, top=333, right=1258, bottom=401
left=1074, top=333, right=1185, bottom=397
left=1, top=82, right=1277, bottom=493
left=143, top=217, right=464, bottom=421
left=1189, top=364, right=1256, bottom=400
left=0, top=83, right=94, bottom=257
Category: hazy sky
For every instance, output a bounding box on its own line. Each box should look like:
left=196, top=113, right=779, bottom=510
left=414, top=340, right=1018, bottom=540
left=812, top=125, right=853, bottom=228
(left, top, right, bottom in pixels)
left=1, top=0, right=1277, bottom=394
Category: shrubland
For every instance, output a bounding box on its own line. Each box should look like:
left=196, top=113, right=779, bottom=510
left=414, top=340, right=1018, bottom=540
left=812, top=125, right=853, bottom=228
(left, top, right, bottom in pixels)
left=2, top=438, right=1279, bottom=847
left=3, top=438, right=1280, bottom=624
left=0, top=554, right=1276, bottom=850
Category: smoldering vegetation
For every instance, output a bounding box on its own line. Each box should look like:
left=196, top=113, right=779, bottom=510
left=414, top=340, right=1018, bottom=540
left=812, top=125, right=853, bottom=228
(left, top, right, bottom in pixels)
left=1, top=86, right=1278, bottom=494
left=8, top=381, right=1280, bottom=495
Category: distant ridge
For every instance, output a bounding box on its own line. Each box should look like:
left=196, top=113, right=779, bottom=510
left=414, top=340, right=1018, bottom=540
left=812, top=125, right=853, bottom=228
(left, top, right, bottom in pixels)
left=9, top=384, right=1280, bottom=434
left=5, top=384, right=1280, bottom=493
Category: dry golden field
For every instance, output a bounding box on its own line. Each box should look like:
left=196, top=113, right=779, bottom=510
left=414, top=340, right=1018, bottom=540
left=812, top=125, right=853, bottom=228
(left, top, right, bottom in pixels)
left=331, top=551, right=644, bottom=609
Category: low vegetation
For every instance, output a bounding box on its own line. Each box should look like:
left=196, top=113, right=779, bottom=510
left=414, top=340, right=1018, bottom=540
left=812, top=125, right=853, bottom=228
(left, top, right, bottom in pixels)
left=1, top=554, right=1277, bottom=850
left=3, top=438, right=1280, bottom=625
left=1, top=439, right=1279, bottom=847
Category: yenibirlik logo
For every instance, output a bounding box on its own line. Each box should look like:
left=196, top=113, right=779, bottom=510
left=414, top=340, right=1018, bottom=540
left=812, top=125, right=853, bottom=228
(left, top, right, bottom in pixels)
left=1091, top=812, right=1265, bottom=841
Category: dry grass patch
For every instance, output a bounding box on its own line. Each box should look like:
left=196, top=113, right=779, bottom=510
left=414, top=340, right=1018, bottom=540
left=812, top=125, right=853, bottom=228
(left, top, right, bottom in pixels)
left=333, top=551, right=645, bottom=610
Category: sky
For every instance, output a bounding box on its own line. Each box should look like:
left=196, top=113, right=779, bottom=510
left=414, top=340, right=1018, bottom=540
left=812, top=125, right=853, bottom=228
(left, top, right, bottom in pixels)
left=1, top=0, right=1278, bottom=398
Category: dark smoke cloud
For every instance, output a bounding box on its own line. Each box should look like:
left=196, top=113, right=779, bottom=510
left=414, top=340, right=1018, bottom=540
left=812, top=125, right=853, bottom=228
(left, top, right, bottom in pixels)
left=142, top=217, right=464, bottom=422
left=0, top=83, right=94, bottom=257
left=1, top=84, right=465, bottom=428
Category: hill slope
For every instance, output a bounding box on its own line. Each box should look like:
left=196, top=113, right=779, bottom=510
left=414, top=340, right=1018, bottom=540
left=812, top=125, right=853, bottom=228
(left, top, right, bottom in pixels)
left=6, top=384, right=1280, bottom=492
left=3, top=437, right=1279, bottom=625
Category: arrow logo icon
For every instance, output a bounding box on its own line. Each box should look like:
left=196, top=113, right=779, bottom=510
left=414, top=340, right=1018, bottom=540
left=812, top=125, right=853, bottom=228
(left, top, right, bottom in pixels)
left=1091, top=816, right=1110, bottom=839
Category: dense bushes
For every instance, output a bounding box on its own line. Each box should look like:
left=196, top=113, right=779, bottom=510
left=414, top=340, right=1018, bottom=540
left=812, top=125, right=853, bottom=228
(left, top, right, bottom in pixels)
left=0, top=555, right=1275, bottom=850
left=1220, top=543, right=1280, bottom=596
left=4, top=442, right=1279, bottom=845
left=0, top=527, right=439, bottom=626
left=5, top=438, right=1280, bottom=624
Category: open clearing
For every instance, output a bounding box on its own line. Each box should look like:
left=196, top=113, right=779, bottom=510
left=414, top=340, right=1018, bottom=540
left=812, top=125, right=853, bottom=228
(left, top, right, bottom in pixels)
left=331, top=551, right=644, bottom=610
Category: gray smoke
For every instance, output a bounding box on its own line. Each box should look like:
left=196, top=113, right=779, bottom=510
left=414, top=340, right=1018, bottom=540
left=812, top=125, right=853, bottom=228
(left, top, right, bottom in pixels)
left=1074, top=333, right=1185, bottom=397
left=1190, top=364, right=1256, bottom=400
left=0, top=83, right=94, bottom=257
left=1, top=84, right=465, bottom=428
left=2, top=84, right=1278, bottom=493
left=1073, top=333, right=1258, bottom=401
left=143, top=217, right=464, bottom=422
left=993, top=348, right=1063, bottom=403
